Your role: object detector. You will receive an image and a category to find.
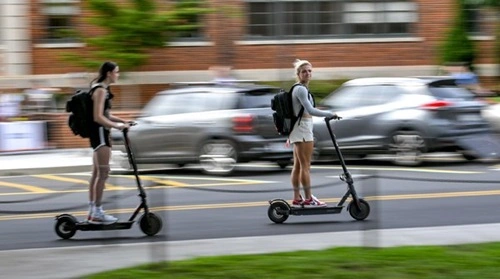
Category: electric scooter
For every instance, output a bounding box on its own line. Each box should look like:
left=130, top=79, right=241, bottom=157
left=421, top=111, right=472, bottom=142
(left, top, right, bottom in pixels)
left=267, top=116, right=370, bottom=223
left=54, top=125, right=163, bottom=239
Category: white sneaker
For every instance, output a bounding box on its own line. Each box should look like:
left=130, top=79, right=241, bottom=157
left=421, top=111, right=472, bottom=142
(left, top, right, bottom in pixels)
left=303, top=195, right=327, bottom=207
left=89, top=207, right=118, bottom=224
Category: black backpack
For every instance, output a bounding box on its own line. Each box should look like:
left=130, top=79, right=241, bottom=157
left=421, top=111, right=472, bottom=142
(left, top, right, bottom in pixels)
left=271, top=84, right=313, bottom=136
left=65, top=86, right=100, bottom=138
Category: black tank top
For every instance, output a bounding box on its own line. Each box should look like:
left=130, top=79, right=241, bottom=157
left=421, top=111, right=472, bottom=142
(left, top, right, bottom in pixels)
left=90, top=84, right=114, bottom=129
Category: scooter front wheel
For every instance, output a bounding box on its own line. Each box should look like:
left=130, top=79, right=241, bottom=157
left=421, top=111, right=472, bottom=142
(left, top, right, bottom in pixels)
left=54, top=214, right=78, bottom=239
left=268, top=201, right=290, bottom=224
left=348, top=199, right=370, bottom=221
left=139, top=212, right=163, bottom=236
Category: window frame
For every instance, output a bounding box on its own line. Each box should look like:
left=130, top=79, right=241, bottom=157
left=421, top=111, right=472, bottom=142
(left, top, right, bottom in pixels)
left=39, top=0, right=80, bottom=43
left=244, top=0, right=419, bottom=40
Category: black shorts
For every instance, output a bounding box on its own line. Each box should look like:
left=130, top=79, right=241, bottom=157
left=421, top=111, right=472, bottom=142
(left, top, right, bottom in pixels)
left=89, top=126, right=111, bottom=150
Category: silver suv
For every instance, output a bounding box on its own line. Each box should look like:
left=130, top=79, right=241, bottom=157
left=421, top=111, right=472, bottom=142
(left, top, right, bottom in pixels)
left=312, top=77, right=499, bottom=165
left=111, top=83, right=292, bottom=175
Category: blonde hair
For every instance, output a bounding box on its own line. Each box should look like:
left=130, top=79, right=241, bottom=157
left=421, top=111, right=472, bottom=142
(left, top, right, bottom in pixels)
left=293, top=59, right=312, bottom=77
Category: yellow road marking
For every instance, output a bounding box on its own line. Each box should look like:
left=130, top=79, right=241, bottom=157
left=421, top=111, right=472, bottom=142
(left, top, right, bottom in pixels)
left=70, top=174, right=274, bottom=188
left=242, top=163, right=484, bottom=174
left=1, top=189, right=500, bottom=221
left=311, top=165, right=482, bottom=174
left=0, top=181, right=53, bottom=193
left=33, top=174, right=124, bottom=190
left=133, top=176, right=187, bottom=187
left=0, top=175, right=271, bottom=196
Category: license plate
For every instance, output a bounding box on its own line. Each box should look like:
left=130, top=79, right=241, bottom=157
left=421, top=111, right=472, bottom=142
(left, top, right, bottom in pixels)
left=457, top=113, right=482, bottom=122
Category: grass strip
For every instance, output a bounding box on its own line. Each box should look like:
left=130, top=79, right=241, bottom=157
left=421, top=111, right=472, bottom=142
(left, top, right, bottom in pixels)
left=85, top=242, right=500, bottom=279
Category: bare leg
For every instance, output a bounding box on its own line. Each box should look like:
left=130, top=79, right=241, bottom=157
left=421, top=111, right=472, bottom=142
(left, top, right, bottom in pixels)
left=88, top=153, right=98, bottom=202
left=294, top=141, right=314, bottom=199
left=291, top=144, right=302, bottom=200
left=92, top=146, right=111, bottom=207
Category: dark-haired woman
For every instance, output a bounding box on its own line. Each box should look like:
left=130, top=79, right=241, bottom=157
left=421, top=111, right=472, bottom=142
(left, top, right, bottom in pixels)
left=86, top=61, right=130, bottom=224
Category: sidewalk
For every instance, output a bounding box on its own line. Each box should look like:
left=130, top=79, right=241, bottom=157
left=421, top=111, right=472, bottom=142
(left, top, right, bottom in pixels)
left=1, top=150, right=500, bottom=278
left=0, top=148, right=93, bottom=176
left=1, top=223, right=500, bottom=279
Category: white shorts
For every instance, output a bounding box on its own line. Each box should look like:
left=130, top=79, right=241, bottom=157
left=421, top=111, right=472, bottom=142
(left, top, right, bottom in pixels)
left=289, top=118, right=314, bottom=143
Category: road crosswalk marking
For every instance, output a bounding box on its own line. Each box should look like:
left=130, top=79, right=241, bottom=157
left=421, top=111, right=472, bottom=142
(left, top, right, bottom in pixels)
left=33, top=174, right=124, bottom=190
left=0, top=181, right=53, bottom=193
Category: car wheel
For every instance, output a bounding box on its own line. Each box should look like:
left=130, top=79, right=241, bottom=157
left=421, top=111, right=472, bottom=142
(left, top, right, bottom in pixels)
left=462, top=153, right=478, bottom=161
left=389, top=130, right=427, bottom=166
left=277, top=160, right=290, bottom=169
left=199, top=139, right=238, bottom=175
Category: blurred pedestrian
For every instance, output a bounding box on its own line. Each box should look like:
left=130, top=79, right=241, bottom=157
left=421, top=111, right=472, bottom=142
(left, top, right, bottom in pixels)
left=210, top=65, right=236, bottom=84
left=449, top=63, right=493, bottom=96
left=86, top=61, right=131, bottom=224
left=288, top=59, right=337, bottom=207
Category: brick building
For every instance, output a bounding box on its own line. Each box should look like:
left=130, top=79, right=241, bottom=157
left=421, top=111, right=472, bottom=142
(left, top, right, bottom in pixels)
left=1, top=1, right=498, bottom=103
left=0, top=0, right=497, bottom=149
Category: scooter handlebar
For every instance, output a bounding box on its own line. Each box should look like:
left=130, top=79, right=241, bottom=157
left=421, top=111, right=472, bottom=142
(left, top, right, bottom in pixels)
left=325, top=115, right=342, bottom=123
left=122, top=121, right=137, bottom=134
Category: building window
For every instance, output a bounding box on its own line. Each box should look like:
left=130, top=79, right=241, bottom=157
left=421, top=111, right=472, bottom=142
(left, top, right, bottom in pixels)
left=463, top=3, right=484, bottom=35
left=41, top=0, right=80, bottom=43
left=245, top=0, right=418, bottom=39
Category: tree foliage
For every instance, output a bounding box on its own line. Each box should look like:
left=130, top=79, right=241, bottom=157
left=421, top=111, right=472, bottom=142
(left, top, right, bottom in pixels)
left=441, top=0, right=476, bottom=66
left=63, top=0, right=209, bottom=71
left=464, top=0, right=500, bottom=79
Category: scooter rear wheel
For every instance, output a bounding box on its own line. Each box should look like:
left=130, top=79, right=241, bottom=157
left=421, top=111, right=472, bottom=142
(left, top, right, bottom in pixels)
left=348, top=199, right=370, bottom=221
left=54, top=215, right=78, bottom=239
left=139, top=212, right=163, bottom=236
left=268, top=201, right=290, bottom=224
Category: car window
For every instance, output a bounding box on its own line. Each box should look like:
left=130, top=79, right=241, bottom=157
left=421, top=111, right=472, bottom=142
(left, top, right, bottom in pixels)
left=321, top=86, right=367, bottom=109
left=367, top=85, right=402, bottom=106
left=322, top=85, right=401, bottom=109
left=141, top=92, right=234, bottom=116
left=236, top=92, right=275, bottom=109
left=427, top=86, right=475, bottom=100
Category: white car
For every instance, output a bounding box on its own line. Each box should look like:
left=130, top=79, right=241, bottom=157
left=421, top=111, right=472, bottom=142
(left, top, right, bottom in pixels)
left=482, top=103, right=500, bottom=133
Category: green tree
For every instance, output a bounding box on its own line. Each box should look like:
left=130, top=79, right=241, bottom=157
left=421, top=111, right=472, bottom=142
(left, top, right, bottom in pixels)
left=441, top=0, right=476, bottom=66
left=464, top=0, right=500, bottom=81
left=63, top=0, right=209, bottom=71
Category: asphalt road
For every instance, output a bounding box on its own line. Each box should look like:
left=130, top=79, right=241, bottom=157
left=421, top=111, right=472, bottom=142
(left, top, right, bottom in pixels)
left=0, top=160, right=499, bottom=251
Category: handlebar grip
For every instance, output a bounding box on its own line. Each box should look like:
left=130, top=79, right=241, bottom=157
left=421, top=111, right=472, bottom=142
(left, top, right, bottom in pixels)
left=325, top=115, right=342, bottom=122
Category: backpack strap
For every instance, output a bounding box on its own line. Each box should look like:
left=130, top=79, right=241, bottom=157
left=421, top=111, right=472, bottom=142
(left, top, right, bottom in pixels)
left=290, top=83, right=310, bottom=127
left=89, top=83, right=104, bottom=97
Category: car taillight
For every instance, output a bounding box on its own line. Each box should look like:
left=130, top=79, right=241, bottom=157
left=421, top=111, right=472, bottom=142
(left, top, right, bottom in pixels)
left=420, top=100, right=452, bottom=110
left=232, top=115, right=254, bottom=133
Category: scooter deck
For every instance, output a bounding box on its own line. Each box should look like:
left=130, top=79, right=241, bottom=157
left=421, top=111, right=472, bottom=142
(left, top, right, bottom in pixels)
left=289, top=206, right=344, bottom=216
left=75, top=221, right=135, bottom=231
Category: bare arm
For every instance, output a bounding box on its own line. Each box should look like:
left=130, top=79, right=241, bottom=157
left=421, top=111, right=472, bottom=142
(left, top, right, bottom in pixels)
left=108, top=114, right=129, bottom=124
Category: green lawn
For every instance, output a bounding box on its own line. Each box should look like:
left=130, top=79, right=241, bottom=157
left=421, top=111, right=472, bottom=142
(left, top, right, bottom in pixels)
left=85, top=243, right=500, bottom=279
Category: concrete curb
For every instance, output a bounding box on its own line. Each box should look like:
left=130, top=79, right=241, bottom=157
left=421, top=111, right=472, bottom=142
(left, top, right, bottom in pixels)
left=1, top=223, right=500, bottom=279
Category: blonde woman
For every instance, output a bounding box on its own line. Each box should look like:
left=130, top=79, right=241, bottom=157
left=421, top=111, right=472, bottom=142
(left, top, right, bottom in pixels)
left=288, top=59, right=337, bottom=207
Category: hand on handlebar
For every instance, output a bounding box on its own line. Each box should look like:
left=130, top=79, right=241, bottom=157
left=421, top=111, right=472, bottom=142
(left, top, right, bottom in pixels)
left=325, top=114, right=341, bottom=121
left=116, top=122, right=130, bottom=131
